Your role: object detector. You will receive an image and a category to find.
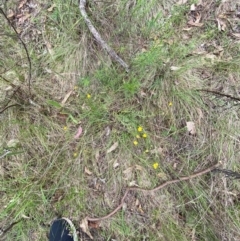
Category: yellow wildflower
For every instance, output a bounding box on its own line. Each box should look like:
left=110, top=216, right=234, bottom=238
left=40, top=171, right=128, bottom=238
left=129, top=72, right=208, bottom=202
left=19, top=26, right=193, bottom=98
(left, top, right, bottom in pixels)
left=145, top=149, right=149, bottom=153
left=153, top=162, right=159, bottom=169
left=142, top=133, right=147, bottom=138
left=63, top=126, right=68, bottom=131
left=74, top=86, right=78, bottom=90
left=133, top=140, right=138, bottom=145
left=168, top=102, right=173, bottom=106
left=73, top=152, right=77, bottom=157
left=137, top=126, right=143, bottom=132
left=136, top=135, right=140, bottom=139
left=87, top=94, right=91, bottom=99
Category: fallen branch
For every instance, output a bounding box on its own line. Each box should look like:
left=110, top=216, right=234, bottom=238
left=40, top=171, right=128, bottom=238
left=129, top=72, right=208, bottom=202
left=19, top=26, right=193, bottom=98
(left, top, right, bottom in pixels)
left=79, top=0, right=129, bottom=72
left=197, top=89, right=240, bottom=102
left=87, top=162, right=219, bottom=223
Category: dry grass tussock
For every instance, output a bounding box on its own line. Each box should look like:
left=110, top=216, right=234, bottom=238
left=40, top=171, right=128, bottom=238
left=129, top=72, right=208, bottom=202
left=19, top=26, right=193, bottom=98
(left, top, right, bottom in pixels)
left=1, top=0, right=240, bottom=240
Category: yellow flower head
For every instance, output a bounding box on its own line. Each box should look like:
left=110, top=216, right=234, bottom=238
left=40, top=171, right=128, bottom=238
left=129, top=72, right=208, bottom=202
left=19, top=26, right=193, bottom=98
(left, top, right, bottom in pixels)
left=73, top=152, right=77, bottom=157
left=137, top=126, right=143, bottom=132
left=168, top=102, right=173, bottom=106
left=63, top=126, right=68, bottom=131
left=133, top=140, right=138, bottom=146
left=153, top=162, right=159, bottom=169
left=142, top=133, right=147, bottom=138
left=87, top=94, right=91, bottom=99
left=136, top=135, right=140, bottom=139
left=145, top=149, right=149, bottom=153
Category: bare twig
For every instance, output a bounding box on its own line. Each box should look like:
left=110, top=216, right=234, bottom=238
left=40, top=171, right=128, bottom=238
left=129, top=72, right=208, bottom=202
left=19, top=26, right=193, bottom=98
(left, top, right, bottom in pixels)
left=197, top=89, right=240, bottom=102
left=79, top=0, right=129, bottom=72
left=0, top=8, right=32, bottom=96
left=0, top=104, right=20, bottom=114
left=87, top=162, right=219, bottom=222
left=213, top=168, right=240, bottom=179
left=0, top=219, right=22, bottom=238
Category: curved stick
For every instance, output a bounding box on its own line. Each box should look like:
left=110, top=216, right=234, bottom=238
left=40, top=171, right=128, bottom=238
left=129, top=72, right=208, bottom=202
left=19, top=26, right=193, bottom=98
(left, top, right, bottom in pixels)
left=87, top=162, right=219, bottom=222
left=79, top=0, right=129, bottom=72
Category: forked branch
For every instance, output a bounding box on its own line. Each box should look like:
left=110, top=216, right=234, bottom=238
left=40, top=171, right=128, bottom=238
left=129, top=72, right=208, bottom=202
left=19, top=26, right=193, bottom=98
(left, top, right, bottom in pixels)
left=79, top=0, right=129, bottom=72
left=87, top=162, right=219, bottom=222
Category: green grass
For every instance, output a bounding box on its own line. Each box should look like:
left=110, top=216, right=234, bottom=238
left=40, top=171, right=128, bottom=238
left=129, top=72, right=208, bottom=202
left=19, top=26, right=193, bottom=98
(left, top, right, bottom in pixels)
left=1, top=0, right=240, bottom=240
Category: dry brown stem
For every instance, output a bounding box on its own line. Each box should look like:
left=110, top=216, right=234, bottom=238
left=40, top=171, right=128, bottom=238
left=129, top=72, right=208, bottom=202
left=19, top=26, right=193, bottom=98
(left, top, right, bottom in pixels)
left=79, top=0, right=129, bottom=72
left=87, top=162, right=219, bottom=222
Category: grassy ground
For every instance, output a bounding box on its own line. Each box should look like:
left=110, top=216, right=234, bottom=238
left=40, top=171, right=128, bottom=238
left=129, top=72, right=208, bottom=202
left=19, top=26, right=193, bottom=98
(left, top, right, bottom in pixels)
left=1, top=0, right=240, bottom=240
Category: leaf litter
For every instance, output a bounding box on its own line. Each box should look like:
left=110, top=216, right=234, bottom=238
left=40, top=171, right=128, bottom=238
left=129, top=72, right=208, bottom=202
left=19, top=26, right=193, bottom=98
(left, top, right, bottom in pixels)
left=106, top=142, right=118, bottom=154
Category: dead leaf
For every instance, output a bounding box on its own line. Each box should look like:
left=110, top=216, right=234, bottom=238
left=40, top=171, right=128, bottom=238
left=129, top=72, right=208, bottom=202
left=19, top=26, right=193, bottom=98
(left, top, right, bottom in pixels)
left=74, top=126, right=83, bottom=139
left=129, top=180, right=138, bottom=187
left=7, top=9, right=15, bottom=19
left=0, top=166, right=4, bottom=177
left=163, top=39, right=174, bottom=45
left=84, top=167, right=92, bottom=175
left=188, top=20, right=204, bottom=27
left=123, top=166, right=134, bottom=181
left=80, top=218, right=93, bottom=240
left=105, top=126, right=111, bottom=136
left=216, top=17, right=227, bottom=31
left=107, top=142, right=118, bottom=153
left=44, top=39, right=54, bottom=56
left=213, top=45, right=224, bottom=56
left=194, top=12, right=202, bottom=24
left=113, top=162, right=119, bottom=169
left=170, top=66, right=181, bottom=71
left=205, top=53, right=217, bottom=62
left=231, top=33, right=240, bottom=39
left=150, top=146, right=165, bottom=156
left=157, top=172, right=167, bottom=179
left=140, top=90, right=147, bottom=97
left=18, top=13, right=31, bottom=24
left=7, top=139, right=19, bottom=148
left=182, top=33, right=190, bottom=40
left=190, top=4, right=196, bottom=11
left=122, top=202, right=127, bottom=211
left=47, top=4, right=56, bottom=12
left=88, top=221, right=100, bottom=229
left=135, top=199, right=144, bottom=214
left=51, top=189, right=65, bottom=203
left=95, top=149, right=100, bottom=161
left=177, top=0, right=188, bottom=5
left=55, top=113, right=68, bottom=123
left=183, top=27, right=193, bottom=31
left=135, top=165, right=144, bottom=171
left=18, top=0, right=27, bottom=9
left=104, top=193, right=113, bottom=208
left=61, top=90, right=73, bottom=105
left=196, top=108, right=204, bottom=124
left=21, top=214, right=30, bottom=219
left=187, top=11, right=203, bottom=27
left=186, top=121, right=196, bottom=135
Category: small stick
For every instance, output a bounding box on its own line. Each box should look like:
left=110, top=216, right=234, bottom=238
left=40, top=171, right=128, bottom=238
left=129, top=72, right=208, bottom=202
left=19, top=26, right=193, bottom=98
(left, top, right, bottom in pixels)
left=79, top=0, right=129, bottom=72
left=197, top=89, right=240, bottom=102
left=0, top=104, right=20, bottom=114
left=0, top=219, right=22, bottom=238
left=87, top=162, right=219, bottom=222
